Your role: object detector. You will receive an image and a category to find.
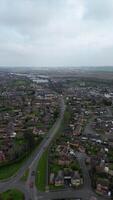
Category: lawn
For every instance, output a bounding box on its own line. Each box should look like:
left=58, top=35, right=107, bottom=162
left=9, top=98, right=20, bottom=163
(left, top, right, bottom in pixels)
left=0, top=136, right=43, bottom=180
left=0, top=189, right=24, bottom=200
left=35, top=149, right=48, bottom=191
left=0, top=157, right=27, bottom=180
left=50, top=164, right=62, bottom=174
left=49, top=185, right=64, bottom=190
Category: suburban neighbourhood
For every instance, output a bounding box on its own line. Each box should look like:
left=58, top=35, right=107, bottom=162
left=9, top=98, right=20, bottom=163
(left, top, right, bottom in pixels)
left=0, top=69, right=113, bottom=200
left=0, top=0, right=113, bottom=199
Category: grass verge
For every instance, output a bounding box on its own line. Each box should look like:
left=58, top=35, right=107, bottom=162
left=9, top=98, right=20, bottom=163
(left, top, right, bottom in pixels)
left=0, top=157, right=27, bottom=180
left=20, top=168, right=29, bottom=182
left=35, top=149, right=48, bottom=191
left=0, top=138, right=43, bottom=180
left=0, top=189, right=24, bottom=200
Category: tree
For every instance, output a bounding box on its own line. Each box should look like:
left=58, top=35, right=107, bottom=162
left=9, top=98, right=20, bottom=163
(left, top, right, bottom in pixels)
left=24, top=131, right=35, bottom=150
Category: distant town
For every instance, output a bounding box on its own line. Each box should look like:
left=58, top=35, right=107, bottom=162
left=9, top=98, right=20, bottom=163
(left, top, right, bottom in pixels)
left=0, top=67, right=113, bottom=200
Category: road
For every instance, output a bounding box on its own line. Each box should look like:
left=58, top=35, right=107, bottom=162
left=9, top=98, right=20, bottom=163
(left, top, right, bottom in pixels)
left=26, top=103, right=111, bottom=200
left=27, top=95, right=66, bottom=200
left=0, top=98, right=111, bottom=200
left=33, top=151, right=108, bottom=200
left=0, top=95, right=66, bottom=200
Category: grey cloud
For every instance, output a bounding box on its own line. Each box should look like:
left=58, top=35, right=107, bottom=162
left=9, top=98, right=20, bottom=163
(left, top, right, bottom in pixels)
left=0, top=0, right=113, bottom=67
left=84, top=0, right=113, bottom=20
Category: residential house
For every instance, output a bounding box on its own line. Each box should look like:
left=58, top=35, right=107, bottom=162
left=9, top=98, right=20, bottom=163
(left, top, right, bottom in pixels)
left=96, top=178, right=109, bottom=196
left=55, top=170, right=64, bottom=186
left=71, top=171, right=82, bottom=187
left=49, top=173, right=55, bottom=185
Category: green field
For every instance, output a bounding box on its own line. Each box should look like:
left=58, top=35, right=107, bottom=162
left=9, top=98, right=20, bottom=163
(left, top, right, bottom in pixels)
left=0, top=151, right=33, bottom=180
left=0, top=189, right=24, bottom=200
left=0, top=137, right=43, bottom=180
left=0, top=158, right=26, bottom=180
left=35, top=149, right=48, bottom=191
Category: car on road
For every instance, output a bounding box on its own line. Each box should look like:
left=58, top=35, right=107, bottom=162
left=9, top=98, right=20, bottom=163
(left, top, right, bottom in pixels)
left=31, top=170, right=35, bottom=176
left=29, top=181, right=34, bottom=188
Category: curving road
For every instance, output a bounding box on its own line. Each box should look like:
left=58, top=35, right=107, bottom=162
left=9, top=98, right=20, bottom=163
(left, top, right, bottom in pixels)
left=0, top=95, right=66, bottom=200
left=0, top=97, right=111, bottom=200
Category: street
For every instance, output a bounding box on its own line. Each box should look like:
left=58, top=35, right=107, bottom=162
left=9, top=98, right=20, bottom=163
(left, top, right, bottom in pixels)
left=0, top=97, right=110, bottom=200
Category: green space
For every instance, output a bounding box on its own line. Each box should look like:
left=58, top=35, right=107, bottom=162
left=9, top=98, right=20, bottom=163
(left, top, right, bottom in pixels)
left=35, top=107, right=66, bottom=191
left=0, top=156, right=28, bottom=180
left=35, top=149, right=48, bottom=191
left=0, top=189, right=24, bottom=200
left=50, top=164, right=62, bottom=174
left=0, top=106, right=13, bottom=112
left=49, top=185, right=64, bottom=190
left=20, top=168, right=29, bottom=182
left=0, top=138, right=43, bottom=180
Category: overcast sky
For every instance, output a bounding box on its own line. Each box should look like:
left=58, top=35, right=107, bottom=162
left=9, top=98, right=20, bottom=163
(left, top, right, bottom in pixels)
left=0, top=0, right=113, bottom=67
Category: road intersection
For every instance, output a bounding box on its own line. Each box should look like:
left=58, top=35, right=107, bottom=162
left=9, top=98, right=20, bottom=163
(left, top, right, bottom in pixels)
left=0, top=96, right=110, bottom=200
